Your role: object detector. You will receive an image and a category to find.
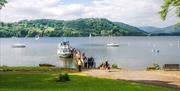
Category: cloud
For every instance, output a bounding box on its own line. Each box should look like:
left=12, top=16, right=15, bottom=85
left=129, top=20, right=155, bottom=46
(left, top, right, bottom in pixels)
left=1, top=0, right=179, bottom=27
left=84, top=0, right=179, bottom=27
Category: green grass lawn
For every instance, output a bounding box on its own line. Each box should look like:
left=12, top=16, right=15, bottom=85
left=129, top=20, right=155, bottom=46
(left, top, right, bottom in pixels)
left=0, top=66, right=76, bottom=72
left=0, top=72, right=178, bottom=91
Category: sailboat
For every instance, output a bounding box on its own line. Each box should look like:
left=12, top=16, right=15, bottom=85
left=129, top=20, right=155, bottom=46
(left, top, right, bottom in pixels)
left=89, top=33, right=92, bottom=38
left=35, top=35, right=39, bottom=40
left=107, top=36, right=119, bottom=47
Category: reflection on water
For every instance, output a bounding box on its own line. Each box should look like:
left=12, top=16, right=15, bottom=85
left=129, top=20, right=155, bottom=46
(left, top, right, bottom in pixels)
left=59, top=58, right=75, bottom=68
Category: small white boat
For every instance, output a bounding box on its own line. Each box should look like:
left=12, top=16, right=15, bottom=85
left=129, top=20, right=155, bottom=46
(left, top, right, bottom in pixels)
left=89, top=33, right=92, bottom=38
left=11, top=36, right=17, bottom=39
left=107, top=35, right=119, bottom=47
left=57, top=41, right=72, bottom=58
left=12, top=44, right=26, bottom=48
left=35, top=35, right=39, bottom=40
left=107, top=43, right=119, bottom=47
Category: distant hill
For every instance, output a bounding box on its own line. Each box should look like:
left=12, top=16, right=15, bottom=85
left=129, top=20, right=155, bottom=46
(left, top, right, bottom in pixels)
left=114, top=22, right=147, bottom=35
left=139, top=24, right=180, bottom=35
left=139, top=26, right=164, bottom=33
left=0, top=18, right=147, bottom=37
left=163, top=25, right=180, bottom=34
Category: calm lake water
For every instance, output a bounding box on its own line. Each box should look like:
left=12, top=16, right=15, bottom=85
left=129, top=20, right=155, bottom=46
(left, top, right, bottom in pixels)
left=0, top=36, right=180, bottom=70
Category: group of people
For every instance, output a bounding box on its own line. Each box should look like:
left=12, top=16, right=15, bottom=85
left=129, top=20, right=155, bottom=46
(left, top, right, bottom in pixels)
left=75, top=50, right=111, bottom=72
left=98, top=61, right=110, bottom=70
left=77, top=53, right=96, bottom=72
left=83, top=54, right=96, bottom=69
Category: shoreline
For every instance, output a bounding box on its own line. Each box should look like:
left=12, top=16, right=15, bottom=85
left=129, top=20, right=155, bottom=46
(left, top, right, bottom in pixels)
left=1, top=36, right=180, bottom=38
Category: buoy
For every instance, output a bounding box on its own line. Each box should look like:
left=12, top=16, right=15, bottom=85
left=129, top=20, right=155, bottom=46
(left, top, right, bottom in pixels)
left=152, top=49, right=160, bottom=53
left=156, top=50, right=159, bottom=53
left=152, top=49, right=155, bottom=52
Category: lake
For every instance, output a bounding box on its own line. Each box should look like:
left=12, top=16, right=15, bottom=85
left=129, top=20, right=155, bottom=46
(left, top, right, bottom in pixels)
left=0, top=36, right=180, bottom=70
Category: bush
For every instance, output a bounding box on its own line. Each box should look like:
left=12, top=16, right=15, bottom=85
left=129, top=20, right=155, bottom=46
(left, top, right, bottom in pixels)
left=146, top=67, right=156, bottom=71
left=111, top=64, right=118, bottom=69
left=147, top=64, right=161, bottom=71
left=56, top=73, right=70, bottom=82
left=153, top=64, right=161, bottom=70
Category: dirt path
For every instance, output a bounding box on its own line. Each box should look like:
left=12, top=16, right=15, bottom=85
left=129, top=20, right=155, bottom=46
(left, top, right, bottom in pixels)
left=76, top=69, right=180, bottom=88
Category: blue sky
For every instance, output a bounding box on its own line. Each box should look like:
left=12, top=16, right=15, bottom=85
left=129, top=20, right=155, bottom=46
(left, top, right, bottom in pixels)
left=1, top=0, right=179, bottom=27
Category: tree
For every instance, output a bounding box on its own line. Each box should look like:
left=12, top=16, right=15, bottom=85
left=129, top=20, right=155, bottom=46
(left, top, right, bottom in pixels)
left=159, top=0, right=180, bottom=20
left=0, top=0, right=7, bottom=9
left=0, top=18, right=148, bottom=37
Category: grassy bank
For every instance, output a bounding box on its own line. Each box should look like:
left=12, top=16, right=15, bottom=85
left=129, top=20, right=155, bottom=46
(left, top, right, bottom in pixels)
left=0, top=66, right=76, bottom=73
left=0, top=72, right=178, bottom=91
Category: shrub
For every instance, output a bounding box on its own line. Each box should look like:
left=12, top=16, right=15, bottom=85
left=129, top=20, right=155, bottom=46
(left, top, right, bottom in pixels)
left=146, top=67, right=156, bottom=71
left=147, top=64, right=161, bottom=71
left=111, top=64, right=118, bottom=69
left=153, top=64, right=161, bottom=70
left=56, top=73, right=70, bottom=82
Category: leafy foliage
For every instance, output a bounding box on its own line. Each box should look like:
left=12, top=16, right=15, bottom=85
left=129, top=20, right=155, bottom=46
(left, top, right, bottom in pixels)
left=159, top=0, right=180, bottom=20
left=153, top=64, right=161, bottom=70
left=56, top=73, right=70, bottom=82
left=0, top=18, right=147, bottom=37
left=0, top=0, right=7, bottom=9
left=146, top=64, right=161, bottom=71
left=111, top=64, right=118, bottom=69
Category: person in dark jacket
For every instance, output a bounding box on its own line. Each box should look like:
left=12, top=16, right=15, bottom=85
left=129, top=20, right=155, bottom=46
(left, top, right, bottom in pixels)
left=105, top=61, right=109, bottom=70
left=82, top=53, right=88, bottom=68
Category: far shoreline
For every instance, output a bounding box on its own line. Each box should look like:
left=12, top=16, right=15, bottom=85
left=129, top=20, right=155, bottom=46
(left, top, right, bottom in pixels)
left=0, top=36, right=180, bottom=38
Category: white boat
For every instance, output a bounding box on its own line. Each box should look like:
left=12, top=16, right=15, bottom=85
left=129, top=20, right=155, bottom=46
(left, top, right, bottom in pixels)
left=57, top=41, right=72, bottom=58
left=11, top=36, right=17, bottom=39
left=107, top=35, right=119, bottom=47
left=89, top=33, right=92, bottom=38
left=107, top=43, right=119, bottom=47
left=35, top=35, right=39, bottom=40
left=12, top=43, right=26, bottom=48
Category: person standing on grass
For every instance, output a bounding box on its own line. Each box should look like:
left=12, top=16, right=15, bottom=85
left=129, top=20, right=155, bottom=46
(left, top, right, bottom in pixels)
left=77, top=58, right=82, bottom=72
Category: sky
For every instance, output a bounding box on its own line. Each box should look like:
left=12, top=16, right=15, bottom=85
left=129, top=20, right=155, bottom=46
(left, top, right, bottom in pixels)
left=0, top=0, right=179, bottom=28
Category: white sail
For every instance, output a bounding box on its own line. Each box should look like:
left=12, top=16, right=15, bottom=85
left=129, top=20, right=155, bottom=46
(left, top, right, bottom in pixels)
left=35, top=35, right=39, bottom=40
left=89, top=33, right=92, bottom=38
